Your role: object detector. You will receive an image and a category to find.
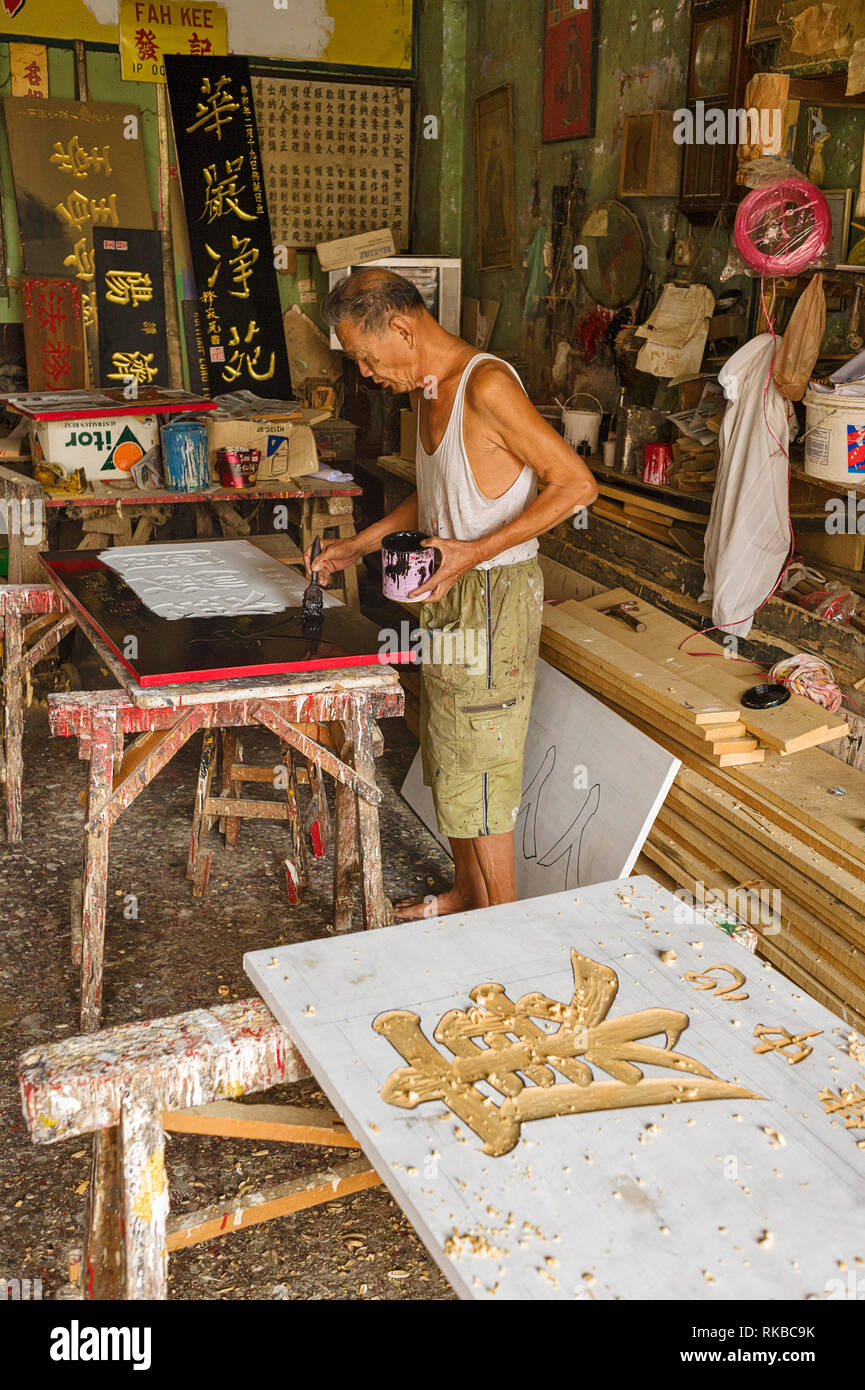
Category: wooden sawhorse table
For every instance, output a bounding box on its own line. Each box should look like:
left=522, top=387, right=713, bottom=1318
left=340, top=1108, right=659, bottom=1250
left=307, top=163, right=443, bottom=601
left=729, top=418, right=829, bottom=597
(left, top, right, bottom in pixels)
left=48, top=665, right=404, bottom=1033
left=1, top=583, right=75, bottom=842
left=19, top=996, right=381, bottom=1300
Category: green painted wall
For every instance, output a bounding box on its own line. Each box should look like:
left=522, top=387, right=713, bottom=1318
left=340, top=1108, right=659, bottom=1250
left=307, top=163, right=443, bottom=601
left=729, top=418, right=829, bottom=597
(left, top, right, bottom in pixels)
left=415, top=0, right=752, bottom=354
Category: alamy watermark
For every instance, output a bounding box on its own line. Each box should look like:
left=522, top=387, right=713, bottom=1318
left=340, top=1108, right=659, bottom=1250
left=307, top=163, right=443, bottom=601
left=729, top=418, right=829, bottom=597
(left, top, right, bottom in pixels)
left=0, top=498, right=44, bottom=544
left=379, top=622, right=485, bottom=673
left=673, top=103, right=782, bottom=147
left=673, top=881, right=781, bottom=934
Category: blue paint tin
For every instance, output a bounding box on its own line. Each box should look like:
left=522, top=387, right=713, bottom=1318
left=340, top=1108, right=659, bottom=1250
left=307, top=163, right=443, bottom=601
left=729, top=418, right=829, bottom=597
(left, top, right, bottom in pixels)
left=160, top=417, right=212, bottom=493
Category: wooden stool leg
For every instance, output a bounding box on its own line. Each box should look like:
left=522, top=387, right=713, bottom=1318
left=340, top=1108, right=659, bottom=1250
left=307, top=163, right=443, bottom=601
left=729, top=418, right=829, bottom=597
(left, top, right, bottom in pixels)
left=220, top=728, right=241, bottom=847
left=282, top=743, right=308, bottom=905
left=86, top=1127, right=125, bottom=1300
left=346, top=702, right=392, bottom=930
left=188, top=729, right=216, bottom=897
left=306, top=758, right=330, bottom=857
left=3, top=611, right=23, bottom=843
left=121, top=1090, right=169, bottom=1300
left=332, top=773, right=359, bottom=933
left=80, top=713, right=117, bottom=1033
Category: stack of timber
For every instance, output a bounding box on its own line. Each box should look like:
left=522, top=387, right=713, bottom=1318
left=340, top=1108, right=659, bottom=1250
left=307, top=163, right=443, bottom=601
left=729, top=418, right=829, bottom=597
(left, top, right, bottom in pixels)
left=538, top=588, right=865, bottom=1029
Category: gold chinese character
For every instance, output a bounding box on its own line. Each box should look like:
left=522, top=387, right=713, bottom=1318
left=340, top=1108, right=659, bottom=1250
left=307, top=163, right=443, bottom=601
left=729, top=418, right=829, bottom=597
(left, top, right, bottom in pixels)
left=683, top=964, right=749, bottom=1002
left=228, top=234, right=259, bottom=297
left=221, top=319, right=275, bottom=382
left=201, top=157, right=256, bottom=223
left=107, top=351, right=158, bottom=385
left=55, top=191, right=118, bottom=233
left=375, top=948, right=761, bottom=1157
left=141, top=321, right=157, bottom=335
left=753, top=1024, right=822, bottom=1066
left=63, top=238, right=95, bottom=282
left=186, top=75, right=239, bottom=141
left=81, top=291, right=97, bottom=327
left=49, top=135, right=111, bottom=179
left=104, top=270, right=153, bottom=307
left=819, top=1083, right=865, bottom=1128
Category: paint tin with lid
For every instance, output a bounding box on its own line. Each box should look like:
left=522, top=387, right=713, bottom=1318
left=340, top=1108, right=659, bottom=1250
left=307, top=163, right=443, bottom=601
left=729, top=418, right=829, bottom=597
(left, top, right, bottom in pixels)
left=381, top=530, right=440, bottom=601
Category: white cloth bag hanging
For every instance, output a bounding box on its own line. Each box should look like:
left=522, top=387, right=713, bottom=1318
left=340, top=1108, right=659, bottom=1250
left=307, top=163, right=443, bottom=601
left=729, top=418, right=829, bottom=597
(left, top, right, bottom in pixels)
left=701, top=333, right=796, bottom=638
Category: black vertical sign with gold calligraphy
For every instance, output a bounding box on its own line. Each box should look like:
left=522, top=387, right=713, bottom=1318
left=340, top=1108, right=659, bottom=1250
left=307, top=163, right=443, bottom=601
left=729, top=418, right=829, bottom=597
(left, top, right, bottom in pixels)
left=94, top=228, right=169, bottom=388
left=164, top=54, right=292, bottom=399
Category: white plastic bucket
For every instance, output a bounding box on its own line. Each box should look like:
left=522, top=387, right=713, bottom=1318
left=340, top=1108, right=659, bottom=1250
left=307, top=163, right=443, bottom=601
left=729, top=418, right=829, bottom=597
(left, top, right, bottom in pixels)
left=562, top=393, right=602, bottom=455
left=803, top=387, right=865, bottom=483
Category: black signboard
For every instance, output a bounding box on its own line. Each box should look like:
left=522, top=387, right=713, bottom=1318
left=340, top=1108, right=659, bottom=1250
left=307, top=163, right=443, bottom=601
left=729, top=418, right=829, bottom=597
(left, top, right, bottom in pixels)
left=164, top=54, right=292, bottom=399
left=94, top=228, right=169, bottom=389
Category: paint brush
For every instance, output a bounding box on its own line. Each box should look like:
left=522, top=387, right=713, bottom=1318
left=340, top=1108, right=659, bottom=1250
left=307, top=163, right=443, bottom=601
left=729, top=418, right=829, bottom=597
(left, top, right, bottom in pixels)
left=302, top=535, right=325, bottom=628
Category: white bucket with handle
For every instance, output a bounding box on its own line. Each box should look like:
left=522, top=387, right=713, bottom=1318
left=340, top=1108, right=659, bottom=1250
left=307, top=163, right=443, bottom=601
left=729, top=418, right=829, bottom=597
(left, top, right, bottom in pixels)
left=562, top=393, right=603, bottom=456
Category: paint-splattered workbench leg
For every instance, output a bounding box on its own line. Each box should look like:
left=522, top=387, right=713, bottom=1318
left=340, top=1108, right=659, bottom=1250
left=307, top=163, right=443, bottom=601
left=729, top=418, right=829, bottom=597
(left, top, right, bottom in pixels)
left=1, top=585, right=73, bottom=842
left=346, top=697, right=393, bottom=930
left=78, top=709, right=119, bottom=1034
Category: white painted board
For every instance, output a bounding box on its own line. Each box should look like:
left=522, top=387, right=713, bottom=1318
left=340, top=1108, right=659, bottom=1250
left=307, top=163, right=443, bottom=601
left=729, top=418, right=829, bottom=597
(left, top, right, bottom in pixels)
left=401, top=659, right=680, bottom=896
left=100, top=540, right=342, bottom=621
left=246, top=876, right=865, bottom=1302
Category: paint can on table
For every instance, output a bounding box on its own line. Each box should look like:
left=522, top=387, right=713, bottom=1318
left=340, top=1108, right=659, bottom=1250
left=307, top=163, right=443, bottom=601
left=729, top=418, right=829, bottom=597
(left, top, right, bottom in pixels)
left=382, top=530, right=440, bottom=601
left=160, top=417, right=212, bottom=493
left=562, top=393, right=602, bottom=457
left=641, top=442, right=673, bottom=485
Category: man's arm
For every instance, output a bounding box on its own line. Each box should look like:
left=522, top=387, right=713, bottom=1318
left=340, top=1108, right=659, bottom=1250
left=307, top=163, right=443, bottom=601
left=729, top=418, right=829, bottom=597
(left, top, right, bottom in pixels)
left=307, top=491, right=418, bottom=581
left=411, top=366, right=598, bottom=600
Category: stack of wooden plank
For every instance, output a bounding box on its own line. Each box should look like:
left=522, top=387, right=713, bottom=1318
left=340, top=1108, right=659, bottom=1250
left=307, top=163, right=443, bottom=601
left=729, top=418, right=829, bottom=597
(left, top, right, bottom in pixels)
left=668, top=436, right=718, bottom=491
left=538, top=587, right=865, bottom=1029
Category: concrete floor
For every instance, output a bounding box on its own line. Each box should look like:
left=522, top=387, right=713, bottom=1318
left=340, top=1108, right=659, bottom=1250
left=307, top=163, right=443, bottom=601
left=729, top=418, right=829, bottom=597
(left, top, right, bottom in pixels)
left=0, top=699, right=457, bottom=1301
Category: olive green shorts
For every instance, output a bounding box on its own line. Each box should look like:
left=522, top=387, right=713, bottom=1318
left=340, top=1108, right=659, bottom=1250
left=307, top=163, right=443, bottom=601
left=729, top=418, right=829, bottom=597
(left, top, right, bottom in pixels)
left=418, top=556, right=543, bottom=839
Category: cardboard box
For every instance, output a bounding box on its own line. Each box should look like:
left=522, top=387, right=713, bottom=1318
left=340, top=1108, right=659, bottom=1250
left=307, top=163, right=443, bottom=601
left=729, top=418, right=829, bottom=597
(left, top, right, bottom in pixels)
left=29, top=414, right=159, bottom=482
left=400, top=408, right=417, bottom=462
left=206, top=415, right=319, bottom=481
left=316, top=227, right=397, bottom=272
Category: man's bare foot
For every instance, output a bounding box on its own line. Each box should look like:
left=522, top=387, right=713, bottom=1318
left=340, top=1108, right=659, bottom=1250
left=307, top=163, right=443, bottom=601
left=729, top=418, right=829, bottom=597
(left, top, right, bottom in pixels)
left=393, top=885, right=469, bottom=921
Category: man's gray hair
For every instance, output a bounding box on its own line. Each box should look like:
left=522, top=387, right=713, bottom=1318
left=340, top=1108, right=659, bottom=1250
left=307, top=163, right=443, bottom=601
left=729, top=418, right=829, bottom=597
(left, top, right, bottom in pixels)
left=320, top=268, right=425, bottom=335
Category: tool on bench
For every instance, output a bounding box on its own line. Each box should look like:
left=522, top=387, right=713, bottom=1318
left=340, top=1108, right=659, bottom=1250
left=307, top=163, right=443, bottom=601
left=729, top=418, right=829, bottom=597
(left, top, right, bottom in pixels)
left=302, top=535, right=325, bottom=630
left=601, top=600, right=646, bottom=632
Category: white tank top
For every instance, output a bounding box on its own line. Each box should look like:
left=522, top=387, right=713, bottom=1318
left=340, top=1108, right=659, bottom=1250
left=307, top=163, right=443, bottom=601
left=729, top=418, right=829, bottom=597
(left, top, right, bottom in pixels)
left=416, top=353, right=539, bottom=570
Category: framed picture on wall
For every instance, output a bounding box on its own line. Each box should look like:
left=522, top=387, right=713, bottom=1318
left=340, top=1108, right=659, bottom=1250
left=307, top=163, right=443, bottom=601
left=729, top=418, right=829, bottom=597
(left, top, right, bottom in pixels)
left=822, top=188, right=853, bottom=267
left=746, top=0, right=783, bottom=44
left=543, top=0, right=597, bottom=142
left=475, top=84, right=515, bottom=271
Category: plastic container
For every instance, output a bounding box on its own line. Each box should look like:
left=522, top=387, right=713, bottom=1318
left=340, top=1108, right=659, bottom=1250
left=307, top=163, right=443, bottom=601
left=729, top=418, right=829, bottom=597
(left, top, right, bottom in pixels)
left=562, top=393, right=602, bottom=456
left=160, top=418, right=212, bottom=492
left=381, top=530, right=439, bottom=601
left=803, top=388, right=865, bottom=483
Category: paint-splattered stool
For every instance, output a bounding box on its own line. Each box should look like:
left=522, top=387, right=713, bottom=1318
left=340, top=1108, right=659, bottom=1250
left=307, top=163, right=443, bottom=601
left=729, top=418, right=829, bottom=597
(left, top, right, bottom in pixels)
left=48, top=668, right=404, bottom=1032
left=1, top=584, right=75, bottom=842
left=18, top=997, right=380, bottom=1300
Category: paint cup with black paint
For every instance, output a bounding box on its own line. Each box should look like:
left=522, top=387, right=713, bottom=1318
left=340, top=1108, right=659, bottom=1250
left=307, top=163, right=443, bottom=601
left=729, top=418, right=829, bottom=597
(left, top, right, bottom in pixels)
left=381, top=530, right=440, bottom=601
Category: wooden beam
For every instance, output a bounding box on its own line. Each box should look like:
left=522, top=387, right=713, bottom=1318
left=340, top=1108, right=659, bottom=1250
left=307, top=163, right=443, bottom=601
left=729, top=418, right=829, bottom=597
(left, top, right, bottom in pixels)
left=163, top=1099, right=361, bottom=1147
left=165, top=1156, right=380, bottom=1251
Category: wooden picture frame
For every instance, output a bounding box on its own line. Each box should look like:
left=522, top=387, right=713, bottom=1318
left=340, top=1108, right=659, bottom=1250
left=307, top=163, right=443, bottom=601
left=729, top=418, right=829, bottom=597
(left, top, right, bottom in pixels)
left=822, top=187, right=853, bottom=267
left=475, top=84, right=515, bottom=271
left=619, top=113, right=681, bottom=197
left=746, top=0, right=783, bottom=45
left=543, top=0, right=597, bottom=142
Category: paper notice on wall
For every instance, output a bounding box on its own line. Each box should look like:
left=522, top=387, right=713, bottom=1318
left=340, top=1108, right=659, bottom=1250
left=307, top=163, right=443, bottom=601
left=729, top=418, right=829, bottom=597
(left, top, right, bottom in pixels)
left=636, top=283, right=715, bottom=377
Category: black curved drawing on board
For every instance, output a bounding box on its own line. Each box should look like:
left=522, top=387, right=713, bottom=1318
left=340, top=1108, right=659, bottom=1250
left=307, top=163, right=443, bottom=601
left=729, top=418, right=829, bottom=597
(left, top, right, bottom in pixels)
left=516, top=744, right=602, bottom=891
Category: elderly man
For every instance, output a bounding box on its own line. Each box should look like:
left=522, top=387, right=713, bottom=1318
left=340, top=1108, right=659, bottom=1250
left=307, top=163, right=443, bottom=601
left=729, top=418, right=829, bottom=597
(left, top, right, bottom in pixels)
left=312, top=268, right=597, bottom=920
